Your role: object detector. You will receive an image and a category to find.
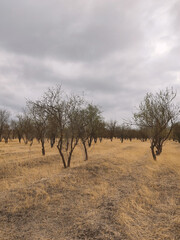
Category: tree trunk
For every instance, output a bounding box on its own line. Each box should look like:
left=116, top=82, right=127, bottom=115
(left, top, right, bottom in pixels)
left=41, top=139, right=45, bottom=156
left=88, top=137, right=93, bottom=147
left=66, top=139, right=69, bottom=152
left=57, top=137, right=67, bottom=168
left=156, top=141, right=162, bottom=155
left=150, top=144, right=156, bottom=160
left=82, top=140, right=88, bottom=161
left=50, top=136, right=55, bottom=148
left=67, top=152, right=73, bottom=167
left=67, top=137, right=78, bottom=167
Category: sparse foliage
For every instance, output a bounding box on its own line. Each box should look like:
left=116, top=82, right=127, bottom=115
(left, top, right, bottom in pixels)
left=26, top=101, right=49, bottom=155
left=78, top=104, right=103, bottom=160
left=29, top=86, right=87, bottom=167
left=106, top=120, right=117, bottom=141
left=0, top=86, right=179, bottom=166
left=134, top=88, right=179, bottom=160
left=172, top=122, right=180, bottom=143
left=0, top=109, right=10, bottom=142
left=16, top=114, right=34, bottom=145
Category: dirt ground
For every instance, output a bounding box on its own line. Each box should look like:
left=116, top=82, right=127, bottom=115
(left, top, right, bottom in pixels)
left=0, top=139, right=179, bottom=240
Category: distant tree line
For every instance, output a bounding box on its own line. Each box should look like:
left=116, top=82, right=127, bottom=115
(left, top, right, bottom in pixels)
left=0, top=86, right=179, bottom=165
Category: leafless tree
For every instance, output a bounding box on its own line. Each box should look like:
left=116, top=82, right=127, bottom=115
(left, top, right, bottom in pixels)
left=134, top=88, right=179, bottom=160
left=64, top=94, right=85, bottom=167
left=76, top=104, right=102, bottom=160
left=106, top=120, right=117, bottom=141
left=11, top=118, right=24, bottom=143
left=26, top=101, right=49, bottom=155
left=2, top=123, right=11, bottom=143
left=85, top=104, right=103, bottom=147
left=116, top=125, right=126, bottom=143
left=172, top=122, right=180, bottom=143
left=30, top=86, right=85, bottom=168
left=0, top=109, right=10, bottom=142
left=16, top=114, right=34, bottom=145
left=46, top=116, right=58, bottom=148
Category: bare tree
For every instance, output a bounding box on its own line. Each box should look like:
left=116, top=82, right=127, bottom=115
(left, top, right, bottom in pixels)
left=46, top=116, right=58, bottom=148
left=78, top=108, right=89, bottom=160
left=134, top=88, right=179, bottom=160
left=10, top=120, right=18, bottom=140
left=16, top=114, right=34, bottom=145
left=11, top=118, right=24, bottom=143
left=97, top=121, right=106, bottom=142
left=106, top=120, right=117, bottom=141
left=64, top=94, right=85, bottom=167
left=26, top=101, right=48, bottom=155
left=77, top=104, right=103, bottom=161
left=116, top=125, right=126, bottom=143
left=85, top=104, right=103, bottom=147
left=0, top=109, right=10, bottom=142
left=31, top=86, right=85, bottom=168
left=172, top=122, right=180, bottom=143
left=2, top=123, right=11, bottom=143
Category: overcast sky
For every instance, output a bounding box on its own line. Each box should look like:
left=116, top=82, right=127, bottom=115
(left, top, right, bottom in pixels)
left=0, top=0, right=180, bottom=123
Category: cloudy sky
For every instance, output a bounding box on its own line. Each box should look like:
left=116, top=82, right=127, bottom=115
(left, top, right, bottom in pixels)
left=0, top=0, right=180, bottom=122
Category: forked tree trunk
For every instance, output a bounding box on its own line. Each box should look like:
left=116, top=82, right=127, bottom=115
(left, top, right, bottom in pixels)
left=57, top=137, right=67, bottom=168
left=57, top=146, right=67, bottom=168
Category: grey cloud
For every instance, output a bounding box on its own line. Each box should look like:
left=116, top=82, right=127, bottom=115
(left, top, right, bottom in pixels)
left=0, top=0, right=180, bottom=121
left=0, top=0, right=145, bottom=61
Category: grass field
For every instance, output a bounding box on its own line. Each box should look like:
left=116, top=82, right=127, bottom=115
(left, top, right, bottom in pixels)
left=0, top=139, right=179, bottom=240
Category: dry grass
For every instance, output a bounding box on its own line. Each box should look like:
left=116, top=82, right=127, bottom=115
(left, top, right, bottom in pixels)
left=0, top=139, right=179, bottom=240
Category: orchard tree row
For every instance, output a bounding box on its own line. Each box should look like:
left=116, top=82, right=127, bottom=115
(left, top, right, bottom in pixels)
left=0, top=86, right=179, bottom=165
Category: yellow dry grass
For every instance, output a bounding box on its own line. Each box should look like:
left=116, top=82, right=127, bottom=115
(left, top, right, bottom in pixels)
left=0, top=139, right=179, bottom=240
